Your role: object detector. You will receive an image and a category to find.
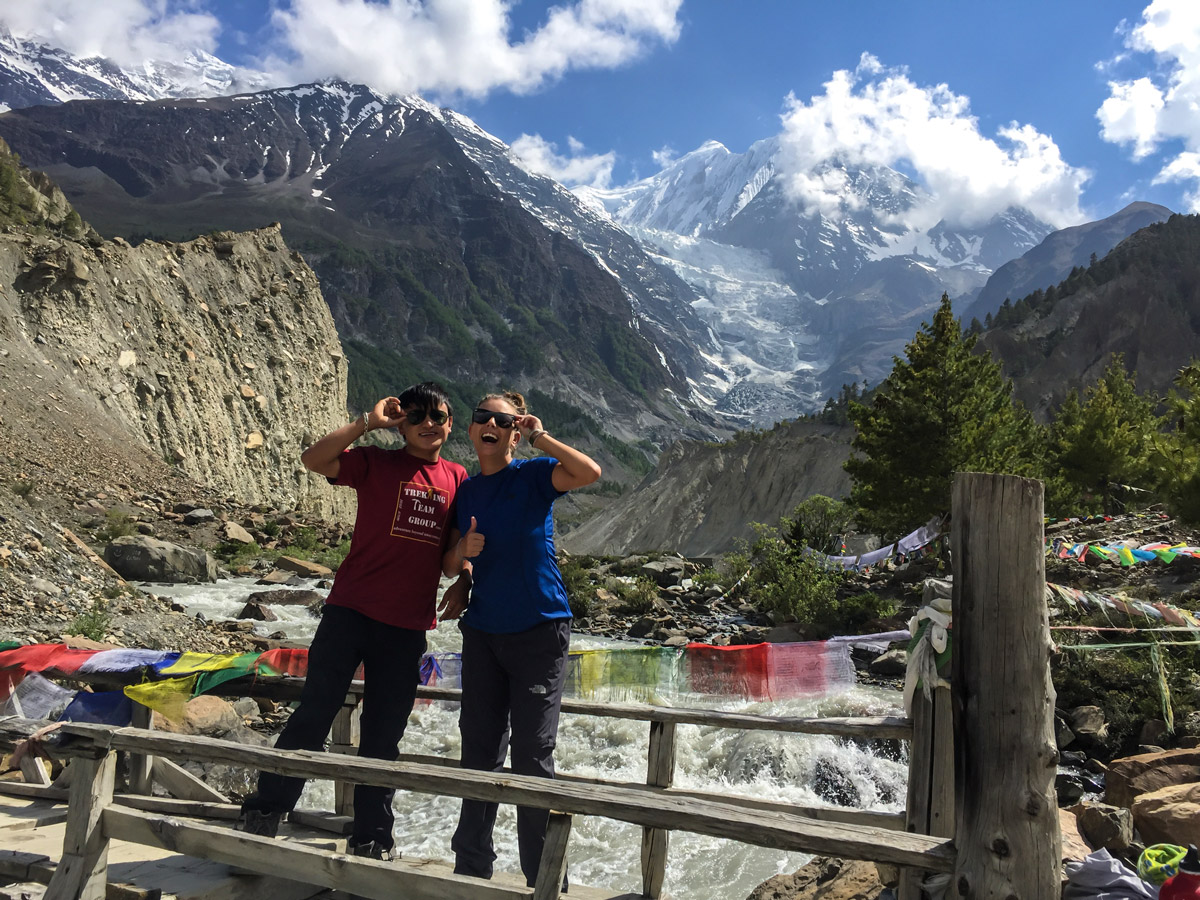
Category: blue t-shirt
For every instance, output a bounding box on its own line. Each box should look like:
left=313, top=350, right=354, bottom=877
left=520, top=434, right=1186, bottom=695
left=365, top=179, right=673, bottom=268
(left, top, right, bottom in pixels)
left=456, top=457, right=571, bottom=634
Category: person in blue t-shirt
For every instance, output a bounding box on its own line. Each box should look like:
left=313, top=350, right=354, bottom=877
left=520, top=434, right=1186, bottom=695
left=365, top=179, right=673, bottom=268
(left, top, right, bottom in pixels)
left=439, top=390, right=601, bottom=887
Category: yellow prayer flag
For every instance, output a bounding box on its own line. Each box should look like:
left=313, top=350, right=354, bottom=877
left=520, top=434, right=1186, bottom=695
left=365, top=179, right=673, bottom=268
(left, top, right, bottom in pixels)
left=123, top=675, right=198, bottom=722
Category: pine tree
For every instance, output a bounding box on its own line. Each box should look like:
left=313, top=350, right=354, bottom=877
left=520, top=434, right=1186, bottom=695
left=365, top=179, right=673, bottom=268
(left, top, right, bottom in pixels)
left=1046, top=354, right=1161, bottom=514
left=845, top=294, right=1039, bottom=538
left=1153, top=361, right=1200, bottom=523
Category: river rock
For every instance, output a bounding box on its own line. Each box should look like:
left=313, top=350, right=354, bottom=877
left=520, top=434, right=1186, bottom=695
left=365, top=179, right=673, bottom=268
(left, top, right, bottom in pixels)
left=746, top=857, right=891, bottom=900
left=1105, top=747, right=1200, bottom=808
left=274, top=555, right=333, bottom=578
left=1131, top=781, right=1200, bottom=847
left=1071, top=800, right=1133, bottom=853
left=104, top=535, right=217, bottom=583
left=246, top=588, right=324, bottom=607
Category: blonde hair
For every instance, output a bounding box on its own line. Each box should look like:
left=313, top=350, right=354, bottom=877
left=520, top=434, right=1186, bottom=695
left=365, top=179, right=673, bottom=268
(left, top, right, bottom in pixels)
left=477, top=390, right=527, bottom=415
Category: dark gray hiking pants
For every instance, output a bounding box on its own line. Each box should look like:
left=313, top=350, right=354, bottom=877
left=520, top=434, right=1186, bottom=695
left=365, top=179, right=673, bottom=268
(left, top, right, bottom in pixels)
left=451, top=619, right=571, bottom=886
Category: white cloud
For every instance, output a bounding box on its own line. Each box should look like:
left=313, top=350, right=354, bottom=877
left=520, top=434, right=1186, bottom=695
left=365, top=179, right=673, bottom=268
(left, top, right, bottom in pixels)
left=2, top=0, right=221, bottom=66
left=510, top=133, right=615, bottom=189
left=776, top=54, right=1090, bottom=229
left=1098, top=0, right=1200, bottom=211
left=264, top=0, right=682, bottom=100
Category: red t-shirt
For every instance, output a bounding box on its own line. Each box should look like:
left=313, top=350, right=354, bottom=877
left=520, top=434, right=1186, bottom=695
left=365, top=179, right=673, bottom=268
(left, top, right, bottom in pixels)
left=324, top=446, right=467, bottom=630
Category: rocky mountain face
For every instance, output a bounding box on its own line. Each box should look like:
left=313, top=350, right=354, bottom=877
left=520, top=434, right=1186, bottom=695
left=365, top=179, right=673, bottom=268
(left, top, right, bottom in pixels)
left=980, top=213, right=1200, bottom=418
left=0, top=138, right=352, bottom=521
left=0, top=83, right=724, bottom=460
left=963, top=201, right=1175, bottom=325
left=562, top=420, right=852, bottom=557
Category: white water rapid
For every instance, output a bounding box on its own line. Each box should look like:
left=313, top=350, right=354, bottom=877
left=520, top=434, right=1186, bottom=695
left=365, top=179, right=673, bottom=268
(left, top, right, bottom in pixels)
left=146, top=577, right=909, bottom=900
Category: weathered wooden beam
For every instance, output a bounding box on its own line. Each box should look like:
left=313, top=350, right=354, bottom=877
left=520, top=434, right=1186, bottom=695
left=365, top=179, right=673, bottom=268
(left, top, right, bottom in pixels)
left=39, top=722, right=954, bottom=871
left=952, top=472, right=1059, bottom=898
left=150, top=757, right=227, bottom=803
left=45, top=750, right=116, bottom=900
left=102, top=806, right=531, bottom=900
left=532, top=812, right=571, bottom=900
left=641, top=720, right=675, bottom=899
left=331, top=699, right=360, bottom=818
left=127, top=704, right=153, bottom=795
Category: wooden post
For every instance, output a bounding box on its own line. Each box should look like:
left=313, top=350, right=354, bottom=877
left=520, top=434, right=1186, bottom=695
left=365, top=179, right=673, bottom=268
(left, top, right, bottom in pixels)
left=898, top=683, right=954, bottom=900
left=44, top=750, right=117, bottom=900
left=332, top=699, right=361, bottom=818
left=532, top=811, right=572, bottom=900
left=951, top=472, right=1058, bottom=898
left=641, top=720, right=676, bottom=898
left=129, top=702, right=154, bottom=795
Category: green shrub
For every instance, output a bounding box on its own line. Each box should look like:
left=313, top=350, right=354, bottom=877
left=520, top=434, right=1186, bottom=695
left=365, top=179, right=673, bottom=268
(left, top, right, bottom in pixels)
left=617, top=577, right=660, bottom=616
left=690, top=567, right=725, bottom=591
left=559, top=557, right=594, bottom=619
left=68, top=600, right=112, bottom=642
left=728, top=523, right=846, bottom=637
left=215, top=540, right=263, bottom=567
left=95, top=511, right=135, bottom=543
left=11, top=481, right=33, bottom=499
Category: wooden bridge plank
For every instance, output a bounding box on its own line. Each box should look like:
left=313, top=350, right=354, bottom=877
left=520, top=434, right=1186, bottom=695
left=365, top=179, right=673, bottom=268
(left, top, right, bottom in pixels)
left=103, top=806, right=532, bottom=900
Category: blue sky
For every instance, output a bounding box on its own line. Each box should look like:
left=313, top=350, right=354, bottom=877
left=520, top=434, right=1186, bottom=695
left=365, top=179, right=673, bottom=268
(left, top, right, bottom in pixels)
left=9, top=0, right=1200, bottom=225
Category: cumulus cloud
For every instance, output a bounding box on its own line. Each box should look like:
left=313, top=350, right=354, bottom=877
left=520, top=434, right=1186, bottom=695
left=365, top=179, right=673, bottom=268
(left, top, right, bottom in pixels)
left=510, top=133, right=616, bottom=188
left=1098, top=0, right=1200, bottom=211
left=2, top=0, right=221, bottom=66
left=776, top=54, right=1090, bottom=229
left=264, top=0, right=683, bottom=100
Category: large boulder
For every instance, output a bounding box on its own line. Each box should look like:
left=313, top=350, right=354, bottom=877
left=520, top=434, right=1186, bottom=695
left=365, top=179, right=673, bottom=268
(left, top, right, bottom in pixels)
left=1131, top=781, right=1200, bottom=847
left=1105, top=748, right=1200, bottom=808
left=104, top=535, right=217, bottom=583
left=747, top=857, right=892, bottom=900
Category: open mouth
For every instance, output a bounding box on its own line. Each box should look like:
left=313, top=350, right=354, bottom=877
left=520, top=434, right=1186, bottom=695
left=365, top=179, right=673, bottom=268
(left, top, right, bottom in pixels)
left=481, top=433, right=500, bottom=444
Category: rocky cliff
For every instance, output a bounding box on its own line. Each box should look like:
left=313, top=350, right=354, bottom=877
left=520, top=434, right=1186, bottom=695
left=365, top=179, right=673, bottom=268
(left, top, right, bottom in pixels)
left=0, top=139, right=352, bottom=521
left=563, top=420, right=853, bottom=557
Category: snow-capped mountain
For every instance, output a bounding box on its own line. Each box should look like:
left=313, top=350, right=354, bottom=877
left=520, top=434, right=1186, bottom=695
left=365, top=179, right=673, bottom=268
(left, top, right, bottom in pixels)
left=0, top=28, right=266, bottom=112
left=0, top=32, right=1061, bottom=423
left=579, top=140, right=1056, bottom=409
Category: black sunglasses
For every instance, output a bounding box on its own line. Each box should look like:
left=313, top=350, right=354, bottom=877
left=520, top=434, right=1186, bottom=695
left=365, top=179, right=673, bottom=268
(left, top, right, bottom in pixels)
left=472, top=407, right=519, bottom=428
left=404, top=408, right=450, bottom=426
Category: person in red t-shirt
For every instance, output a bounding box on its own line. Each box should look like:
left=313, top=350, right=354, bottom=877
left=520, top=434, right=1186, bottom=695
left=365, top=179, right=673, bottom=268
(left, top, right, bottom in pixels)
left=238, top=381, right=468, bottom=861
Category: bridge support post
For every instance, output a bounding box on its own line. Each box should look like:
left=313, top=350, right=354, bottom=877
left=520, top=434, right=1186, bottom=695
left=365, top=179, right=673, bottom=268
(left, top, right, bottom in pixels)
left=641, top=719, right=676, bottom=898
left=951, top=472, right=1058, bottom=898
left=45, top=749, right=116, bottom=900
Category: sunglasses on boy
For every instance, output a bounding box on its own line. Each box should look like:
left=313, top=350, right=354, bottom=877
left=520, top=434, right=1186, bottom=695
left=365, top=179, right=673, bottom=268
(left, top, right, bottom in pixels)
left=404, top=407, right=450, bottom=426
left=471, top=407, right=519, bottom=429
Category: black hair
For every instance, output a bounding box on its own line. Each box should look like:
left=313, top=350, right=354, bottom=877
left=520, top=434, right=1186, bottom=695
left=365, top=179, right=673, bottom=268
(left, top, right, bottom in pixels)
left=399, top=381, right=453, bottom=417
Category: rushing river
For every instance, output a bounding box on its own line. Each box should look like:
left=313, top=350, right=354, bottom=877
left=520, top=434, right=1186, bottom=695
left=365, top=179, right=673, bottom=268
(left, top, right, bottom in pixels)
left=146, top=577, right=909, bottom=900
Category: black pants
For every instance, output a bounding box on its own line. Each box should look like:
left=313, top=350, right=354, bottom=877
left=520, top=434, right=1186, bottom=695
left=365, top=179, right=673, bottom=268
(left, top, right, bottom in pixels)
left=452, top=619, right=571, bottom=886
left=241, top=604, right=426, bottom=851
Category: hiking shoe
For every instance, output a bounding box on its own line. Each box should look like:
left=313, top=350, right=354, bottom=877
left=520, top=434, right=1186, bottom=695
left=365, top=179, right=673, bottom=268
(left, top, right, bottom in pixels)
left=237, top=809, right=282, bottom=838
left=349, top=839, right=398, bottom=862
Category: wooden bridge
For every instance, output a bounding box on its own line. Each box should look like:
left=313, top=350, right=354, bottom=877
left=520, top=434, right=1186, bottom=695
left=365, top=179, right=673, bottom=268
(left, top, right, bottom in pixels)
left=0, top=472, right=1060, bottom=899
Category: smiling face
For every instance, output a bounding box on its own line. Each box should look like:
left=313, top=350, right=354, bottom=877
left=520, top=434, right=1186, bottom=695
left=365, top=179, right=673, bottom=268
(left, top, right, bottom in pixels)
left=400, top=402, right=452, bottom=462
left=469, top=397, right=521, bottom=471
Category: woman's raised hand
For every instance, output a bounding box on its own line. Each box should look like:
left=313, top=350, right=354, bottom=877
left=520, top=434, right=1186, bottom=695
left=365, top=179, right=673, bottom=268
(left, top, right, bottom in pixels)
left=459, top=516, right=485, bottom=559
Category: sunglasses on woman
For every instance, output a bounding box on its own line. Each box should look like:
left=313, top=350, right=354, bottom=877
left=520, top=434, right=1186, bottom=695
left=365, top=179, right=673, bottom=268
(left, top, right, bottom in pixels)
left=472, top=408, right=519, bottom=428
left=404, top=408, right=450, bottom=425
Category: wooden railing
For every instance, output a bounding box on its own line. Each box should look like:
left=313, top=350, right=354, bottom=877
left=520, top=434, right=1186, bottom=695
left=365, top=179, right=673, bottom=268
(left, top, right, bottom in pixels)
left=0, top=471, right=1060, bottom=900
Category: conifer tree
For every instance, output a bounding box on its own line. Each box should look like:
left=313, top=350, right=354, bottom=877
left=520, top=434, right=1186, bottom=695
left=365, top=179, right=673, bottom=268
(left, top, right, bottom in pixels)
left=1153, top=362, right=1200, bottom=523
left=845, top=293, right=1039, bottom=538
left=1046, top=354, right=1160, bottom=514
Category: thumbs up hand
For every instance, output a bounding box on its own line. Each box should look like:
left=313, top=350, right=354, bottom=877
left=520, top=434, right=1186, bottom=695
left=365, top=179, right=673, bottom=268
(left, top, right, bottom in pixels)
left=459, top=516, right=485, bottom=559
